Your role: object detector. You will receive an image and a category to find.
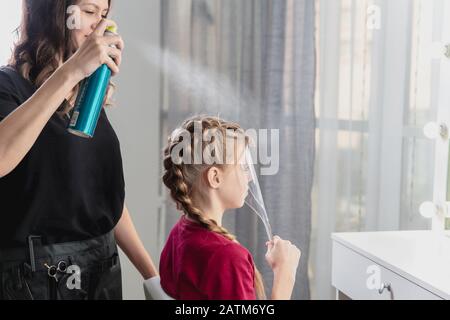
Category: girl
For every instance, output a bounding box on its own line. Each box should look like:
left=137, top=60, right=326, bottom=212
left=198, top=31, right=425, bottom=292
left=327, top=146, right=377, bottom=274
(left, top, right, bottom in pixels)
left=160, top=116, right=301, bottom=300
left=0, top=0, right=157, bottom=299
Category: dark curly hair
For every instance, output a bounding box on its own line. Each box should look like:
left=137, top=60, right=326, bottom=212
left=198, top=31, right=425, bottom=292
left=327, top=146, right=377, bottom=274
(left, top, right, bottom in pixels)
left=9, top=0, right=114, bottom=114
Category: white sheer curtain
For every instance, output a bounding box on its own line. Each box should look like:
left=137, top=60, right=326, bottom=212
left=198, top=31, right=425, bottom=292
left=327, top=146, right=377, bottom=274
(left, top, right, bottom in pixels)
left=311, top=0, right=439, bottom=299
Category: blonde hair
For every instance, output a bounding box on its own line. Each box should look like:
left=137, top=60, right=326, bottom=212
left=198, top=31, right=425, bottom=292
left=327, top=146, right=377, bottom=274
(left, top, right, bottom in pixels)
left=162, top=115, right=266, bottom=300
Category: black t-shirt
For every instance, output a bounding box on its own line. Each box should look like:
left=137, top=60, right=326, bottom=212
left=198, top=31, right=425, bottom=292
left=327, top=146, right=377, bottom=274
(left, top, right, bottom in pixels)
left=0, top=66, right=125, bottom=249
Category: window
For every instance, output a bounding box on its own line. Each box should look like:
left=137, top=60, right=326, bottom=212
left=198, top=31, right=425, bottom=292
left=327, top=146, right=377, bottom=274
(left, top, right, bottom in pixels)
left=311, top=0, right=439, bottom=299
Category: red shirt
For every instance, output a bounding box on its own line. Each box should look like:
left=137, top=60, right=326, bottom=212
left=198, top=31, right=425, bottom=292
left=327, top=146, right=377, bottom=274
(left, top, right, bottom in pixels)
left=160, top=216, right=256, bottom=300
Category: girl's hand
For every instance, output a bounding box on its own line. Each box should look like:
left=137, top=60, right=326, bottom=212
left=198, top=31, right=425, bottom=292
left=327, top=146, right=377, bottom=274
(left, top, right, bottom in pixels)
left=265, top=235, right=301, bottom=279
left=65, top=18, right=124, bottom=81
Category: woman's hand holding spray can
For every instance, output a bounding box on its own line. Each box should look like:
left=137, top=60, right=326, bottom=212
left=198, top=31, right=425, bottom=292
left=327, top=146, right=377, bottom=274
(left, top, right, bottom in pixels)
left=67, top=20, right=122, bottom=138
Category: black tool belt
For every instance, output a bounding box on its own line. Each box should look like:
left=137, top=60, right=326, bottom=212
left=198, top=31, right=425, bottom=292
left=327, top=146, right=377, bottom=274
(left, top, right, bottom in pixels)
left=0, top=231, right=122, bottom=300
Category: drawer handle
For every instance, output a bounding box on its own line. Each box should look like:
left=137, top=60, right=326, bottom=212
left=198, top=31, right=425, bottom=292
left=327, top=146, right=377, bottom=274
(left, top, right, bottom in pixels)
left=378, top=283, right=391, bottom=294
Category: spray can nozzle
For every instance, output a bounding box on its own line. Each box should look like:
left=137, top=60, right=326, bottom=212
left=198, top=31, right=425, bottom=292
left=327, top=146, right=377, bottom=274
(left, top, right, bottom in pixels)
left=105, top=25, right=117, bottom=34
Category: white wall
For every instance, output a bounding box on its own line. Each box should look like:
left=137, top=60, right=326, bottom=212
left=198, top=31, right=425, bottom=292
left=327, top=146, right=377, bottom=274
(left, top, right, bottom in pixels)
left=108, top=0, right=162, bottom=300
left=0, top=1, right=21, bottom=65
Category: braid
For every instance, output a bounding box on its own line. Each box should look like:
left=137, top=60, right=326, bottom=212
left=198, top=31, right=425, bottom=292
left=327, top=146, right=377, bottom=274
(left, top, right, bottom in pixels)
left=164, top=149, right=237, bottom=242
left=188, top=209, right=236, bottom=242
left=184, top=200, right=266, bottom=300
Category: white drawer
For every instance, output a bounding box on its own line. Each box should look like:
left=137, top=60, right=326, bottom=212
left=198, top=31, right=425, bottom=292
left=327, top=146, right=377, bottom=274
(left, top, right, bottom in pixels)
left=332, top=241, right=442, bottom=300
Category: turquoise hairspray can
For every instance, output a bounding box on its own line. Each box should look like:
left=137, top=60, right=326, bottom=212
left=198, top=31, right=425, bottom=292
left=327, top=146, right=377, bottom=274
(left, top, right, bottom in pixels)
left=67, top=25, right=117, bottom=138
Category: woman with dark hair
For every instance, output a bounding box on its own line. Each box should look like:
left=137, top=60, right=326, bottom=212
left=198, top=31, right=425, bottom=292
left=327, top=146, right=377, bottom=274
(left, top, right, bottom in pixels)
left=0, top=0, right=157, bottom=300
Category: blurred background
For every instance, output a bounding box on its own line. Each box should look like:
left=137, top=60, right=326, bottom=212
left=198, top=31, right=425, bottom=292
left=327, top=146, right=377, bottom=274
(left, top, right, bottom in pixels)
left=0, top=0, right=443, bottom=299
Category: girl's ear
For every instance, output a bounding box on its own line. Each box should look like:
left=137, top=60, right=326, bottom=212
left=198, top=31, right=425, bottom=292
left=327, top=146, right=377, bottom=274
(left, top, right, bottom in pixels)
left=206, top=167, right=222, bottom=189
